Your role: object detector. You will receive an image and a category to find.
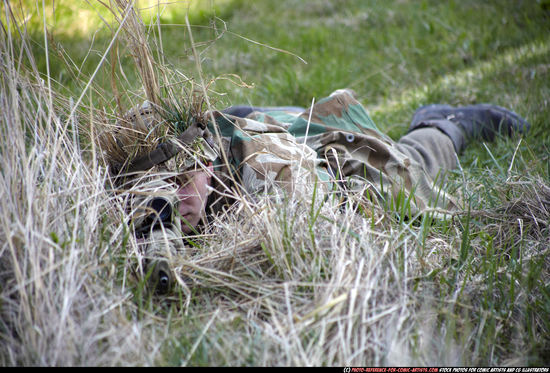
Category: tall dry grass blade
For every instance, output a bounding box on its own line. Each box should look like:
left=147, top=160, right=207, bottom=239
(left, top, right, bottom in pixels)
left=112, top=0, right=160, bottom=107
left=0, top=1, right=172, bottom=365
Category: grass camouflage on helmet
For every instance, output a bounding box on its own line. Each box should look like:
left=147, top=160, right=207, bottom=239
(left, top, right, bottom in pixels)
left=108, top=100, right=218, bottom=179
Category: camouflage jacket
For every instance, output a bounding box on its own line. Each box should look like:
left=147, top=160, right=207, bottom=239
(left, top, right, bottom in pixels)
left=206, top=90, right=458, bottom=217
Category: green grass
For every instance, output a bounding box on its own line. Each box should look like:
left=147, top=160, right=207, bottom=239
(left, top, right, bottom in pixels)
left=1, top=0, right=549, bottom=367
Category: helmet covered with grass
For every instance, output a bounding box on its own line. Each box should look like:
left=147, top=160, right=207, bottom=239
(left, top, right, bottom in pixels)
left=109, top=100, right=218, bottom=179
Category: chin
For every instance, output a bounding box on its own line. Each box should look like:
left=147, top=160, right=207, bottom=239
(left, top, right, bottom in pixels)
left=180, top=217, right=199, bottom=234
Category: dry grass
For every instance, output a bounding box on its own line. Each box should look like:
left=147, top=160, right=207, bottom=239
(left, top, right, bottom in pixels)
left=1, top=0, right=549, bottom=367
left=0, top=1, right=169, bottom=365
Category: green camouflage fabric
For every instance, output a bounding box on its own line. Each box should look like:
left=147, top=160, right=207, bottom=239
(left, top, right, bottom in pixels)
left=207, top=89, right=460, bottom=217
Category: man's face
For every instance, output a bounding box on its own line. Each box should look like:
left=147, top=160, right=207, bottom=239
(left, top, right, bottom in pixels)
left=176, top=164, right=213, bottom=234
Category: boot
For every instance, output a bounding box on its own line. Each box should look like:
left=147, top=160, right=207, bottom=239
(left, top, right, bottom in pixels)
left=408, top=104, right=531, bottom=153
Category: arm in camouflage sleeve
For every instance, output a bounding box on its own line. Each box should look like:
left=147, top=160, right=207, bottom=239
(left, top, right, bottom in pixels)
left=211, top=90, right=460, bottom=217
left=207, top=110, right=329, bottom=204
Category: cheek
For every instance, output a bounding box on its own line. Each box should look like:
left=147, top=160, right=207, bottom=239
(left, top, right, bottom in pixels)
left=177, top=184, right=201, bottom=209
left=176, top=172, right=211, bottom=211
left=195, top=173, right=212, bottom=201
left=175, top=168, right=213, bottom=232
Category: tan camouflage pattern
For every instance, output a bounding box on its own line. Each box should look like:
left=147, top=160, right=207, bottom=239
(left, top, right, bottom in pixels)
left=205, top=111, right=326, bottom=213
left=128, top=174, right=184, bottom=222
left=119, top=158, right=187, bottom=293
left=208, top=90, right=460, bottom=217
